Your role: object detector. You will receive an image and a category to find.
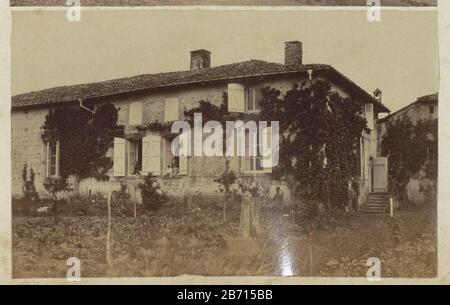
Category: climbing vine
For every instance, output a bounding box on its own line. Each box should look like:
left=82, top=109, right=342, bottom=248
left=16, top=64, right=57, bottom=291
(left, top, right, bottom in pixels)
left=259, top=80, right=367, bottom=209
left=41, top=102, right=123, bottom=184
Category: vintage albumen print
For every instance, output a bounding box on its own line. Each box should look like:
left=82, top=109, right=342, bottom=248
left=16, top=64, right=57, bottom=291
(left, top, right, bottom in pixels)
left=10, top=7, right=438, bottom=280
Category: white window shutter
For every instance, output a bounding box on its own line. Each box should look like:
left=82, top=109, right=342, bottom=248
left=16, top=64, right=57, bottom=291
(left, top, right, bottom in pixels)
left=142, top=134, right=162, bottom=176
left=164, top=97, right=179, bottom=122
left=262, top=126, right=273, bottom=173
left=365, top=103, right=374, bottom=130
left=113, top=138, right=126, bottom=177
left=129, top=102, right=143, bottom=125
left=228, top=83, right=245, bottom=113
left=179, top=135, right=188, bottom=175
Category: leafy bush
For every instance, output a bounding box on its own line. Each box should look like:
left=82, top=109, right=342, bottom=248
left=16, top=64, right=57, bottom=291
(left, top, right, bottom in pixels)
left=111, top=183, right=135, bottom=216
left=68, top=193, right=108, bottom=216
left=138, top=174, right=169, bottom=211
left=381, top=117, right=438, bottom=205
left=21, top=164, right=39, bottom=202
left=214, top=160, right=240, bottom=221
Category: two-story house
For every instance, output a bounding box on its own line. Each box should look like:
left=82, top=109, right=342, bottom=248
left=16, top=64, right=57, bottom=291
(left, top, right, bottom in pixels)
left=11, top=41, right=390, bottom=205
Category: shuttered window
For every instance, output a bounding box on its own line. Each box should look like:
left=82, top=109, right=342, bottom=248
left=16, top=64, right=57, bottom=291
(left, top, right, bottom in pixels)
left=164, top=97, right=179, bottom=122
left=228, top=83, right=245, bottom=113
left=113, top=138, right=126, bottom=177
left=142, top=134, right=162, bottom=176
left=128, top=139, right=143, bottom=175
left=129, top=102, right=143, bottom=125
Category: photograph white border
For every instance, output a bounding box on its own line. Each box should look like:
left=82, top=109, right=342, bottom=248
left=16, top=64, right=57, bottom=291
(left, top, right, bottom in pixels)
left=1, top=1, right=448, bottom=284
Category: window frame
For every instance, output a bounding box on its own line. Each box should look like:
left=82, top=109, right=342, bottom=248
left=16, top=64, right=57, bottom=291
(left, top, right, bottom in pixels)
left=46, top=141, right=60, bottom=178
left=129, top=102, right=143, bottom=126
left=127, top=138, right=143, bottom=176
left=245, top=87, right=262, bottom=113
left=241, top=131, right=266, bottom=174
left=162, top=136, right=180, bottom=176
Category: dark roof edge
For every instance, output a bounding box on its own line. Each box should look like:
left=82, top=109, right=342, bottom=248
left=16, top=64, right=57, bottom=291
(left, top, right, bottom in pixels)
left=327, top=66, right=390, bottom=113
left=11, top=65, right=322, bottom=109
left=12, top=64, right=390, bottom=112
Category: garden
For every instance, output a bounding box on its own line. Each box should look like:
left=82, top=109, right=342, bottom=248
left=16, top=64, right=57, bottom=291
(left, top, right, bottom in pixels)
left=12, top=80, right=437, bottom=279
left=12, top=191, right=437, bottom=278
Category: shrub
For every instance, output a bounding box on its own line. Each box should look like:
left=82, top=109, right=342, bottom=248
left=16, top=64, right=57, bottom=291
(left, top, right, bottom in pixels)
left=214, top=160, right=240, bottom=221
left=21, top=164, right=39, bottom=202
left=138, top=173, right=169, bottom=211
left=43, top=176, right=67, bottom=219
left=111, top=183, right=134, bottom=216
left=69, top=193, right=108, bottom=216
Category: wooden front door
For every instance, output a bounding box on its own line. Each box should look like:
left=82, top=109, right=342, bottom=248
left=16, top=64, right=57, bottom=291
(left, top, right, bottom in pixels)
left=372, top=157, right=388, bottom=193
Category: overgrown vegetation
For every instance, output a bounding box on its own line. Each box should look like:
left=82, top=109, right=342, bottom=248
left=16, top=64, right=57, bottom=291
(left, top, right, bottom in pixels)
left=41, top=102, right=123, bottom=185
left=12, top=198, right=436, bottom=278
left=381, top=117, right=437, bottom=205
left=138, top=173, right=169, bottom=211
left=21, top=164, right=39, bottom=202
left=259, top=81, right=366, bottom=210
left=214, top=159, right=238, bottom=222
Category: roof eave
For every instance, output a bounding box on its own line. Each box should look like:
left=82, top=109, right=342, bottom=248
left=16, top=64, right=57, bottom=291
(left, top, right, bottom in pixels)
left=11, top=64, right=391, bottom=113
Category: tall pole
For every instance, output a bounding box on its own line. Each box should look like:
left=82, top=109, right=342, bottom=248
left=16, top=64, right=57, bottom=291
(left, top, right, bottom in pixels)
left=106, top=191, right=113, bottom=267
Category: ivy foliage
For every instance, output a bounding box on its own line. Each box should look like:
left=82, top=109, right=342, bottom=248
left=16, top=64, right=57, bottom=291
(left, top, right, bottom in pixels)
left=41, top=102, right=123, bottom=182
left=381, top=116, right=437, bottom=205
left=259, top=80, right=367, bottom=208
left=184, top=92, right=241, bottom=127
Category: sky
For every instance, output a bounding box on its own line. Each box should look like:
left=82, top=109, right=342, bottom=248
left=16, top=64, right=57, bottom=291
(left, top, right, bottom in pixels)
left=11, top=8, right=438, bottom=112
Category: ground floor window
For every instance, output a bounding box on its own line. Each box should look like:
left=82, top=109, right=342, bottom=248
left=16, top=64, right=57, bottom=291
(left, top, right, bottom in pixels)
left=46, top=141, right=60, bottom=177
left=128, top=139, right=143, bottom=176
left=114, top=134, right=187, bottom=178
left=163, top=136, right=180, bottom=176
left=242, top=130, right=272, bottom=173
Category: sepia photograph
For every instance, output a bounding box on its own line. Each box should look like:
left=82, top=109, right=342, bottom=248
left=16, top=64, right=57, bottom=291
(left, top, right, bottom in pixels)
left=5, top=3, right=441, bottom=284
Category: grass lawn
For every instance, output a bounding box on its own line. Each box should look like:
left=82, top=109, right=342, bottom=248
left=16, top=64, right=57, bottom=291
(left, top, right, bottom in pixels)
left=12, top=198, right=437, bottom=279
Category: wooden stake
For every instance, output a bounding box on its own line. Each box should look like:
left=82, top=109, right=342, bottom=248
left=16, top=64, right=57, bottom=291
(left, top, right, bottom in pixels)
left=106, top=191, right=113, bottom=267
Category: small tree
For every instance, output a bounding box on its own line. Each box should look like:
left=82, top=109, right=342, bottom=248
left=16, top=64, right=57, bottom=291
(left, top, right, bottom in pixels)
left=138, top=173, right=169, bottom=211
left=214, top=159, right=238, bottom=222
left=43, top=176, right=66, bottom=221
left=21, top=163, right=39, bottom=202
left=381, top=117, right=437, bottom=205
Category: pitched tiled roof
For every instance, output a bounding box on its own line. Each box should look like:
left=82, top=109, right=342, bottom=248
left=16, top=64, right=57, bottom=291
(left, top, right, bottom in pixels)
left=11, top=59, right=389, bottom=112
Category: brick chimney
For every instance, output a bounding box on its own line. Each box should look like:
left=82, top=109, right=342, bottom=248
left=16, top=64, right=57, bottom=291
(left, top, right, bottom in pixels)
left=190, top=49, right=211, bottom=71
left=284, top=41, right=303, bottom=66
